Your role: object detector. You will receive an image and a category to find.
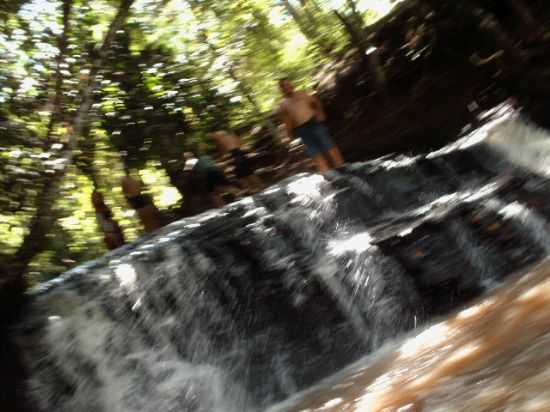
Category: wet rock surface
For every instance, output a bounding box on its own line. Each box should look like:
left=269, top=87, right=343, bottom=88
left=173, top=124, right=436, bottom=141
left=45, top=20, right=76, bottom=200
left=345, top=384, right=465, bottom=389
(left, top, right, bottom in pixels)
left=270, top=259, right=550, bottom=412
left=9, top=113, right=550, bottom=411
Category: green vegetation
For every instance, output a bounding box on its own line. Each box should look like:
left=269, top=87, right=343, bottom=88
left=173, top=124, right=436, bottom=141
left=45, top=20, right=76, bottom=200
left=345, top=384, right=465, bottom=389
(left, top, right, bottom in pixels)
left=0, top=0, right=395, bottom=284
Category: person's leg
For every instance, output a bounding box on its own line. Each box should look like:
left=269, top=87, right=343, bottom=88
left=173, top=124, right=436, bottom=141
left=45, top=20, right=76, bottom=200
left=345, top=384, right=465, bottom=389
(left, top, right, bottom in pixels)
left=221, top=184, right=240, bottom=197
left=209, top=191, right=226, bottom=208
left=312, top=154, right=330, bottom=172
left=136, top=206, right=163, bottom=232
left=299, top=125, right=329, bottom=172
left=315, top=122, right=344, bottom=169
left=326, top=147, right=345, bottom=169
left=206, top=169, right=226, bottom=208
left=214, top=168, right=241, bottom=202
left=238, top=178, right=252, bottom=192
left=121, top=176, right=163, bottom=232
left=247, top=174, right=263, bottom=191
left=233, top=149, right=262, bottom=192
left=238, top=175, right=262, bottom=193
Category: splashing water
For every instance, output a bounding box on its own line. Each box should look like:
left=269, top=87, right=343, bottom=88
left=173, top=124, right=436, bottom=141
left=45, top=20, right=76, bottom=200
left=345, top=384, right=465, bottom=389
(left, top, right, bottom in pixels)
left=12, top=113, right=550, bottom=411
left=270, top=259, right=550, bottom=412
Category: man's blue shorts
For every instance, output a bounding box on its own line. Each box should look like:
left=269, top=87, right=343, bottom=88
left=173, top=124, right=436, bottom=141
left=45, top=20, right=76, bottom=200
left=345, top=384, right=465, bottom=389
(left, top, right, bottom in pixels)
left=294, top=117, right=336, bottom=157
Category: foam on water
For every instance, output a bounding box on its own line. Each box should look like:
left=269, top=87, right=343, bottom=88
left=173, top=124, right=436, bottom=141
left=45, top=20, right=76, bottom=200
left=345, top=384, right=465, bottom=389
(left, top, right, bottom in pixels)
left=487, top=115, right=550, bottom=177
left=15, top=113, right=550, bottom=411
left=269, top=260, right=550, bottom=412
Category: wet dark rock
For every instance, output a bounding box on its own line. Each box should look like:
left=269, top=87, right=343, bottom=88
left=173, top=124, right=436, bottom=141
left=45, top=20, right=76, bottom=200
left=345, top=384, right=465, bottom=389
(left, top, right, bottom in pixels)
left=6, top=117, right=550, bottom=411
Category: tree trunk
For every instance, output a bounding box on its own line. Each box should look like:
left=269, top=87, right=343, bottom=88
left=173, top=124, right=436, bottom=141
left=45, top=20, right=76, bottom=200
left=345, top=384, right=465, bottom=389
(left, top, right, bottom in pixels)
left=158, top=134, right=189, bottom=198
left=9, top=0, right=74, bottom=281
left=72, top=0, right=135, bottom=139
left=228, top=65, right=281, bottom=139
left=308, top=0, right=324, bottom=14
left=44, top=0, right=73, bottom=145
left=346, top=0, right=366, bottom=32
left=333, top=9, right=365, bottom=51
left=186, top=1, right=282, bottom=140
left=279, top=0, right=334, bottom=57
left=300, top=2, right=321, bottom=35
left=334, top=10, right=388, bottom=101
left=368, top=48, right=389, bottom=102
left=181, top=47, right=232, bottom=130
left=10, top=0, right=136, bottom=281
left=199, top=28, right=281, bottom=141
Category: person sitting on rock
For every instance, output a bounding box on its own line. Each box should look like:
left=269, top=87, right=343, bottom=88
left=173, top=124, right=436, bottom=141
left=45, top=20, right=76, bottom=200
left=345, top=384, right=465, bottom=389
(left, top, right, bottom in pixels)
left=211, top=130, right=263, bottom=193
left=277, top=78, right=344, bottom=172
left=91, top=190, right=125, bottom=250
left=121, top=175, right=164, bottom=233
left=183, top=151, right=237, bottom=208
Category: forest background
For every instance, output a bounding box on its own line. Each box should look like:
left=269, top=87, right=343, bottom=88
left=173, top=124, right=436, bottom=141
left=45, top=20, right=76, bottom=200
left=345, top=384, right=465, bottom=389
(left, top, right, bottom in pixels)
left=1, top=0, right=400, bottom=283
left=2, top=0, right=550, bottom=286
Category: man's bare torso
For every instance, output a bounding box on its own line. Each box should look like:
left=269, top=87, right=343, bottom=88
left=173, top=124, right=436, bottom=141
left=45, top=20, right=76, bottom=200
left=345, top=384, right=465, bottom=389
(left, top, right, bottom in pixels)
left=280, top=90, right=316, bottom=129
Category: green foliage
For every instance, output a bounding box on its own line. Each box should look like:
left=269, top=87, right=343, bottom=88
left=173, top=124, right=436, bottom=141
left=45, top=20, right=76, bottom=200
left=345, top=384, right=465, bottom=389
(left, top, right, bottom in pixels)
left=0, top=0, right=396, bottom=283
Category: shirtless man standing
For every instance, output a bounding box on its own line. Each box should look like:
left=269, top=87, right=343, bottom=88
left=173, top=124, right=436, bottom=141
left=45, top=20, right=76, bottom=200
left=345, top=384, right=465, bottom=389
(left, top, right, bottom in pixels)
left=278, top=78, right=344, bottom=172
left=211, top=130, right=262, bottom=192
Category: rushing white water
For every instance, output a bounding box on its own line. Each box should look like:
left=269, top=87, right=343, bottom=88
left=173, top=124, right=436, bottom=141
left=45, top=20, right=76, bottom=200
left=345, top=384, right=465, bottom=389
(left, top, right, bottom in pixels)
left=487, top=116, right=550, bottom=177
left=14, top=113, right=550, bottom=411
left=269, top=259, right=550, bottom=412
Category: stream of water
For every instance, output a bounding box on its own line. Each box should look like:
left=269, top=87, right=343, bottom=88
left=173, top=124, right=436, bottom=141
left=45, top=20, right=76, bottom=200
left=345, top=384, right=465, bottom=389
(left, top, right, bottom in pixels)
left=268, top=259, right=550, bottom=412
left=13, top=107, right=550, bottom=411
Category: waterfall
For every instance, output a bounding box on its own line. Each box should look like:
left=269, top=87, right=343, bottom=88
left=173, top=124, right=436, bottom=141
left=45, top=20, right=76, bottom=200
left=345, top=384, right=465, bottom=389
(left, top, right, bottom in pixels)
left=11, top=112, right=550, bottom=411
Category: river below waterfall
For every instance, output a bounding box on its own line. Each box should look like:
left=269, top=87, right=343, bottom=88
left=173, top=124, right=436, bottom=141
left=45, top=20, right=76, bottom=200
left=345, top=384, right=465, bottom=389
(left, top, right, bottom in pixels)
left=12, top=106, right=550, bottom=411
left=269, top=259, right=550, bottom=412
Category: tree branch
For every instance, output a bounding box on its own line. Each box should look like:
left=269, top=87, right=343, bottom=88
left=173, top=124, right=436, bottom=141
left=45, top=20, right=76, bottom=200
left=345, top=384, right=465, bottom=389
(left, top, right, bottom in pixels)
left=44, top=0, right=73, bottom=145
left=11, top=0, right=137, bottom=282
left=279, top=0, right=335, bottom=57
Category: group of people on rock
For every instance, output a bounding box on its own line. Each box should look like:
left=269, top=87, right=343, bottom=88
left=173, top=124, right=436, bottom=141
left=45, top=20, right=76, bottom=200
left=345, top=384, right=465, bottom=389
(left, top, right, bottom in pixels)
left=183, top=129, right=264, bottom=209
left=92, top=78, right=345, bottom=249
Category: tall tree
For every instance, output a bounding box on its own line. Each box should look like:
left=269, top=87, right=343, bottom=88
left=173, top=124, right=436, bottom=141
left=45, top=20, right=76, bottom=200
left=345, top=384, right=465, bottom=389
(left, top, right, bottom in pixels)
left=279, top=0, right=336, bottom=57
left=199, top=29, right=280, bottom=140
left=345, top=0, right=366, bottom=32
left=5, top=0, right=137, bottom=282
left=3, top=0, right=75, bottom=281
left=186, top=0, right=282, bottom=139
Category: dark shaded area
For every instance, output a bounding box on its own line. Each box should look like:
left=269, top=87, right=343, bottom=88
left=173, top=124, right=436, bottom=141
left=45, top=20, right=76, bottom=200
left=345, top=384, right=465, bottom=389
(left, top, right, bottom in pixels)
left=0, top=279, right=31, bottom=412
left=318, top=0, right=550, bottom=161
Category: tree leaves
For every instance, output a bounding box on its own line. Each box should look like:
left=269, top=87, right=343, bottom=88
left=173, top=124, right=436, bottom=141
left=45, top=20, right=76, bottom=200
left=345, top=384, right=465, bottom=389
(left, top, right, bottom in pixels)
left=0, top=0, right=397, bottom=283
